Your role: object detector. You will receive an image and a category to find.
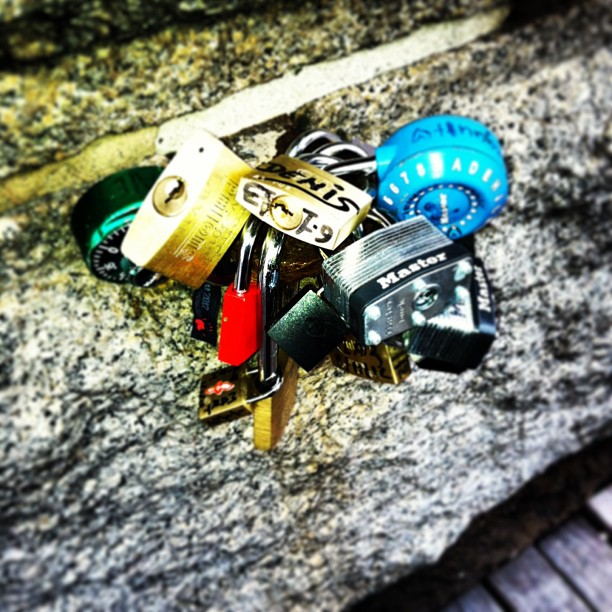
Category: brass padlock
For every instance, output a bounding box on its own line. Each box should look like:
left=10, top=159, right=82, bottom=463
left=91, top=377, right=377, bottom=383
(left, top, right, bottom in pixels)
left=122, top=131, right=251, bottom=288
left=250, top=227, right=300, bottom=451
left=329, top=334, right=411, bottom=384
left=235, top=154, right=372, bottom=250
left=199, top=365, right=254, bottom=421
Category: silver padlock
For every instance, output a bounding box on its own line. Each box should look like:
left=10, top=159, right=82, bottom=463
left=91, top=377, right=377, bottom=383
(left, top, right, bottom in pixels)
left=405, top=258, right=496, bottom=371
left=322, top=216, right=475, bottom=345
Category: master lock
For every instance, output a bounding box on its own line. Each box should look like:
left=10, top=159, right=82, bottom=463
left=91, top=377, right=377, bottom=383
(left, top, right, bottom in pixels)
left=405, top=258, right=496, bottom=371
left=235, top=154, right=372, bottom=250
left=322, top=216, right=475, bottom=345
left=218, top=216, right=263, bottom=366
left=71, top=166, right=164, bottom=286
left=122, top=130, right=251, bottom=288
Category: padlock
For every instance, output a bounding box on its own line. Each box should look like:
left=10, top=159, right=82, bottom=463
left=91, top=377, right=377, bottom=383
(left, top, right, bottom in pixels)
left=323, top=116, right=508, bottom=238
left=71, top=166, right=165, bottom=286
left=250, top=227, right=300, bottom=451
left=405, top=258, right=496, bottom=371
left=121, top=130, right=251, bottom=288
left=322, top=216, right=475, bottom=345
left=217, top=216, right=263, bottom=365
left=375, top=115, right=509, bottom=237
left=235, top=154, right=372, bottom=250
left=267, top=286, right=349, bottom=372
left=191, top=281, right=223, bottom=346
left=199, top=364, right=255, bottom=421
left=329, top=334, right=411, bottom=384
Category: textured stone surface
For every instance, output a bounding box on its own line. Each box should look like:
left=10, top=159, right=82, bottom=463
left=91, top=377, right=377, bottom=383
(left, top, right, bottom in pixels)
left=0, top=0, right=503, bottom=180
left=1, top=2, right=611, bottom=611
left=0, top=0, right=501, bottom=63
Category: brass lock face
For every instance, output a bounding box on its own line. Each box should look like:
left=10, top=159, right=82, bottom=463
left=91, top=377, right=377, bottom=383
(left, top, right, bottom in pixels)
left=330, top=334, right=410, bottom=384
left=122, top=131, right=251, bottom=288
left=252, top=354, right=299, bottom=451
left=199, top=365, right=254, bottom=421
left=236, top=154, right=372, bottom=250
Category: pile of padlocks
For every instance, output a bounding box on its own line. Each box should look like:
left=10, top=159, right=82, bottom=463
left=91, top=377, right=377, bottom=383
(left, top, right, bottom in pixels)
left=71, top=115, right=508, bottom=450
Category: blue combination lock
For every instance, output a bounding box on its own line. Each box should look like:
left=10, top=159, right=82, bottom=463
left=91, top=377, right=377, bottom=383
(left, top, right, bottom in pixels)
left=374, top=115, right=509, bottom=238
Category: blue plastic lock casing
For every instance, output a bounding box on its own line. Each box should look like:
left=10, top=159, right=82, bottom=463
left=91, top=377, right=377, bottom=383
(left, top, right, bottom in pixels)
left=375, top=115, right=509, bottom=238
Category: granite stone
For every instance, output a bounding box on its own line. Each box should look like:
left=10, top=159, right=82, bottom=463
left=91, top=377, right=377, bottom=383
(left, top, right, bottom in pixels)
left=0, top=0, right=503, bottom=180
left=0, top=0, right=501, bottom=63
left=0, top=1, right=611, bottom=611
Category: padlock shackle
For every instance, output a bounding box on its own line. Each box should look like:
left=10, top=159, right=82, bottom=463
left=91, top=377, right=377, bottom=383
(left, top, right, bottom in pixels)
left=258, top=227, right=285, bottom=388
left=285, top=129, right=342, bottom=159
left=234, top=215, right=261, bottom=293
left=309, top=142, right=372, bottom=161
left=324, top=156, right=376, bottom=178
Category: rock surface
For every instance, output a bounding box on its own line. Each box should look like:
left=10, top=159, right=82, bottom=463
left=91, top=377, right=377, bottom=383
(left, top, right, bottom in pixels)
left=0, top=0, right=502, bottom=180
left=0, top=0, right=500, bottom=63
left=1, top=1, right=611, bottom=611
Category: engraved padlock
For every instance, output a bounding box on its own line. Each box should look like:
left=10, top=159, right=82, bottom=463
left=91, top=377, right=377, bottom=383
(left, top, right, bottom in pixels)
left=251, top=227, right=300, bottom=451
left=405, top=258, right=496, bottom=371
left=199, top=364, right=255, bottom=421
left=235, top=154, right=372, bottom=250
left=217, top=216, right=263, bottom=365
left=121, top=131, right=251, bottom=287
left=329, top=334, right=411, bottom=384
left=268, top=286, right=349, bottom=372
left=322, top=216, right=475, bottom=345
left=375, top=115, right=509, bottom=238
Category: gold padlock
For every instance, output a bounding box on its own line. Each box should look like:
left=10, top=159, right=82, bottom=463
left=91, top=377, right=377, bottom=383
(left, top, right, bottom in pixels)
left=122, top=131, right=251, bottom=288
left=330, top=334, right=411, bottom=384
left=236, top=154, right=372, bottom=250
left=252, top=354, right=299, bottom=450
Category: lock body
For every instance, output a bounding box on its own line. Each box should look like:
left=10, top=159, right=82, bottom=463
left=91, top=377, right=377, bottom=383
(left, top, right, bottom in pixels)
left=330, top=335, right=410, bottom=384
left=199, top=365, right=254, bottom=420
left=71, top=166, right=164, bottom=285
left=268, top=286, right=349, bottom=372
left=191, top=282, right=223, bottom=346
left=405, top=258, right=496, bottom=370
left=236, top=154, right=372, bottom=250
left=375, top=115, right=508, bottom=238
left=218, top=217, right=263, bottom=366
left=122, top=131, right=251, bottom=288
left=322, top=216, right=474, bottom=345
left=252, top=353, right=299, bottom=450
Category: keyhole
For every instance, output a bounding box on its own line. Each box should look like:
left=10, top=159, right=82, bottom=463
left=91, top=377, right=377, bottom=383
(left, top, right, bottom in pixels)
left=165, top=180, right=185, bottom=204
left=152, top=176, right=189, bottom=217
left=273, top=201, right=293, bottom=217
left=413, top=284, right=440, bottom=311
left=270, top=197, right=303, bottom=230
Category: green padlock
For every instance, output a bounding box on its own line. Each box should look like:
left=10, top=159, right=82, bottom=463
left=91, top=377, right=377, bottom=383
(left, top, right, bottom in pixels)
left=71, top=166, right=164, bottom=286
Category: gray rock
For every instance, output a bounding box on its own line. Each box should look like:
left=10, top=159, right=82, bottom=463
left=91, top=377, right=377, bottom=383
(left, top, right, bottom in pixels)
left=0, top=2, right=611, bottom=611
left=0, top=0, right=502, bottom=180
left=0, top=0, right=501, bottom=63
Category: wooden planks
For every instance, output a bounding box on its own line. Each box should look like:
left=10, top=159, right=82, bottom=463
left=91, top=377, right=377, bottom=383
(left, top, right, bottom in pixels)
left=539, top=516, right=612, bottom=610
left=587, top=483, right=612, bottom=532
left=442, top=584, right=503, bottom=612
left=444, top=484, right=612, bottom=611
left=488, top=546, right=589, bottom=612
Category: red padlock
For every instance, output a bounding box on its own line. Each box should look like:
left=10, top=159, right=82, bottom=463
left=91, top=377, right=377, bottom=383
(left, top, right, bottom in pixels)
left=218, top=217, right=263, bottom=365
